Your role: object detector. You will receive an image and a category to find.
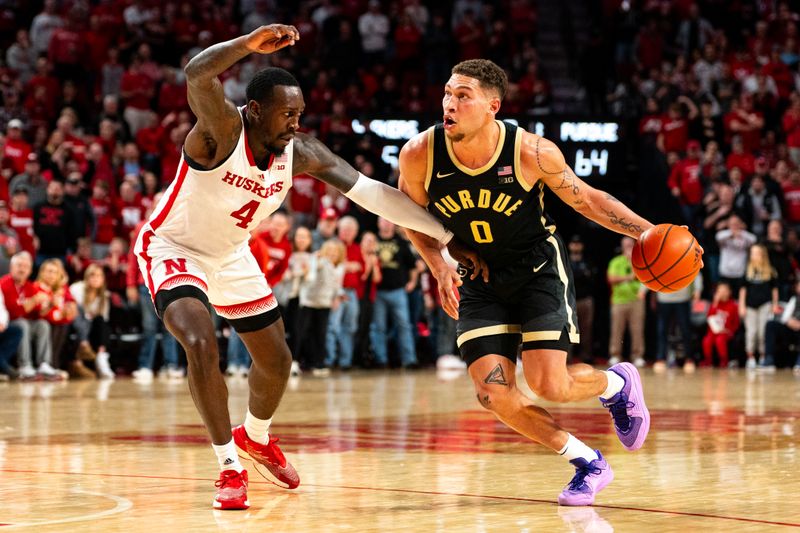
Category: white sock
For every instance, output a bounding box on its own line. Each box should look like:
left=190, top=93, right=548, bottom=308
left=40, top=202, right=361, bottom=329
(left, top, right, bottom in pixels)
left=557, top=434, right=599, bottom=463
left=244, top=410, right=271, bottom=445
left=212, top=440, right=243, bottom=472
left=601, top=370, right=625, bottom=400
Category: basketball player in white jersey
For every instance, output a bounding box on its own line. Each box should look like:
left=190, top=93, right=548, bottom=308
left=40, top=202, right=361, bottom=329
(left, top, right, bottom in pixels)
left=135, top=24, right=487, bottom=510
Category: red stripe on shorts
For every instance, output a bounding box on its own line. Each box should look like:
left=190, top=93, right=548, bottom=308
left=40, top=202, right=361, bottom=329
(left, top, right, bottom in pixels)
left=214, top=294, right=277, bottom=319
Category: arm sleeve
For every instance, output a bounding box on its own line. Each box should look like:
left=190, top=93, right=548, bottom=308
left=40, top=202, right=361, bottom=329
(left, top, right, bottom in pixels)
left=344, top=173, right=453, bottom=245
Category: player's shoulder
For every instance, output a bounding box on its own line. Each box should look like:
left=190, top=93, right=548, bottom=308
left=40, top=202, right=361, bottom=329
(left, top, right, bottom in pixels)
left=517, top=129, right=566, bottom=176
left=401, top=127, right=434, bottom=159
left=399, top=127, right=435, bottom=178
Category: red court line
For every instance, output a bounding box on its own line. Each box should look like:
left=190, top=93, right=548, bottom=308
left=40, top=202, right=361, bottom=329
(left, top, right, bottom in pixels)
left=1, top=468, right=798, bottom=528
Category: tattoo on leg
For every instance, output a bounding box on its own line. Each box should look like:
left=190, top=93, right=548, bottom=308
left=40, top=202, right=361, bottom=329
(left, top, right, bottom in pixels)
left=476, top=393, right=491, bottom=407
left=484, top=364, right=509, bottom=386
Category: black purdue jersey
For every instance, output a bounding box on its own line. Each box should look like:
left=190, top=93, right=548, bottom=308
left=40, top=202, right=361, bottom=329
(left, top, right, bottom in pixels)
left=425, top=121, right=557, bottom=268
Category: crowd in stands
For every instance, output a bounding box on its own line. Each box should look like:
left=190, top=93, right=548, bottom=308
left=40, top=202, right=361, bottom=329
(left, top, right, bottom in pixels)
left=4, top=0, right=800, bottom=381
left=582, top=0, right=800, bottom=373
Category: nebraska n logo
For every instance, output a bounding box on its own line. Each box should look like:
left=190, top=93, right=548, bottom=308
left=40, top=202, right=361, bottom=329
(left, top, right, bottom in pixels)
left=483, top=364, right=508, bottom=385
left=164, top=258, right=188, bottom=275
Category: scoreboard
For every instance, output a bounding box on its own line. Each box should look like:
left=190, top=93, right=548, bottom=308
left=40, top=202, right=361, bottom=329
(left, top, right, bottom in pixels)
left=350, top=116, right=626, bottom=182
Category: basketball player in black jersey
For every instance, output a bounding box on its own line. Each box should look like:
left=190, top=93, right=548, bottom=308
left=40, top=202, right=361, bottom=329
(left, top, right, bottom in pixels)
left=400, top=59, right=687, bottom=506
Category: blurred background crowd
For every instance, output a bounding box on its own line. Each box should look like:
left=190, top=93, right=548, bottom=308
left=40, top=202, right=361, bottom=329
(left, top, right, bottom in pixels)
left=1, top=0, right=800, bottom=381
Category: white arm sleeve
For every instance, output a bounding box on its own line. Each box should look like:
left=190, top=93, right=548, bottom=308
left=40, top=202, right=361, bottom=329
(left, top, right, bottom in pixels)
left=344, top=173, right=453, bottom=244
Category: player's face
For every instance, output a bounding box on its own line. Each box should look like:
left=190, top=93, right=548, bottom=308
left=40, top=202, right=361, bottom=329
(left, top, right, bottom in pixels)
left=442, top=74, right=500, bottom=142
left=250, top=85, right=305, bottom=155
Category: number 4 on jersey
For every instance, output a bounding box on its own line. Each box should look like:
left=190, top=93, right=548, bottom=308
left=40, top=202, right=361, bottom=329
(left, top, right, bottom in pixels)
left=230, top=200, right=260, bottom=229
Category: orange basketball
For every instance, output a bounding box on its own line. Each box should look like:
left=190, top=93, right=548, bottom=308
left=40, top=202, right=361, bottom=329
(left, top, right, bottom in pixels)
left=631, top=224, right=703, bottom=293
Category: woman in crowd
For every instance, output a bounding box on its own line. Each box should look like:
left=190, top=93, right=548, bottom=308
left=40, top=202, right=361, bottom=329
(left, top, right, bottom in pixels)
left=739, top=244, right=780, bottom=370
left=36, top=259, right=77, bottom=377
left=70, top=264, right=115, bottom=379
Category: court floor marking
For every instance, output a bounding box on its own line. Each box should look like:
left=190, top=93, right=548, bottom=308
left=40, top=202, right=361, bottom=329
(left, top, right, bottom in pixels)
left=2, top=468, right=798, bottom=528
left=0, top=486, right=132, bottom=529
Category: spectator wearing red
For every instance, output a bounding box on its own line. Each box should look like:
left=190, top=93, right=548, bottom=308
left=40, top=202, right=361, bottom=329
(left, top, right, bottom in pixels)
left=724, top=94, right=764, bottom=153
left=634, top=19, right=665, bottom=71
left=702, top=282, right=740, bottom=367
left=101, top=237, right=129, bottom=296
left=257, top=211, right=292, bottom=288
left=393, top=13, right=422, bottom=68
left=725, top=135, right=756, bottom=177
left=3, top=119, right=31, bottom=176
left=0, top=201, right=20, bottom=276
left=85, top=141, right=116, bottom=195
left=25, top=57, right=61, bottom=116
left=306, top=70, right=335, bottom=116
left=783, top=92, right=800, bottom=167
left=157, top=67, right=189, bottom=117
left=669, top=140, right=705, bottom=224
left=9, top=188, right=34, bottom=256
left=89, top=181, right=117, bottom=258
left=453, top=9, right=484, bottom=61
left=288, top=173, right=325, bottom=229
left=36, top=258, right=77, bottom=371
left=0, top=251, right=58, bottom=380
left=160, top=123, right=189, bottom=186
left=658, top=99, right=696, bottom=154
left=116, top=181, right=145, bottom=240
left=47, top=8, right=88, bottom=83
left=84, top=15, right=115, bottom=73
left=763, top=48, right=794, bottom=102
left=67, top=237, right=95, bottom=283
left=120, top=55, right=156, bottom=135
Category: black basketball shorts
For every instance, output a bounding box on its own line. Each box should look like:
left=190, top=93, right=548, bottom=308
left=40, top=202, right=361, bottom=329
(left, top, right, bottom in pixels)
left=456, top=233, right=580, bottom=367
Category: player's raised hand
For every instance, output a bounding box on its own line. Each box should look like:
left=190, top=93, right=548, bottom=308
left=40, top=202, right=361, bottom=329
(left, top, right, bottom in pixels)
left=446, top=238, right=489, bottom=282
left=244, top=24, right=300, bottom=54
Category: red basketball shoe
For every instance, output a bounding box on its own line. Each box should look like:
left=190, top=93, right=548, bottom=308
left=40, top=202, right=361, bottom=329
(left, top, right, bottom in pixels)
left=214, top=469, right=249, bottom=510
left=232, top=425, right=300, bottom=489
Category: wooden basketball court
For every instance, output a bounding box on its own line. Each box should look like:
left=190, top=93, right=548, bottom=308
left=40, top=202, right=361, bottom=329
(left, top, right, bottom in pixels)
left=1, top=368, right=798, bottom=531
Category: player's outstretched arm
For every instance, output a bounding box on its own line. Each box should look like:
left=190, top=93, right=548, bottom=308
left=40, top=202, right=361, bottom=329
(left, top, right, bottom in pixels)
left=525, top=134, right=655, bottom=239
left=183, top=24, right=299, bottom=165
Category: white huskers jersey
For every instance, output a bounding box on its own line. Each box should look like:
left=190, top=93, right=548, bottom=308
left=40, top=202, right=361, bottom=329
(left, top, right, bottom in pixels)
left=134, top=110, right=293, bottom=319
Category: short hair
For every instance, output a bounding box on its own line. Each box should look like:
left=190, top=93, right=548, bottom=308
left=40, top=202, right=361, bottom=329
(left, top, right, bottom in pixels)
left=246, top=67, right=300, bottom=103
left=451, top=59, right=508, bottom=100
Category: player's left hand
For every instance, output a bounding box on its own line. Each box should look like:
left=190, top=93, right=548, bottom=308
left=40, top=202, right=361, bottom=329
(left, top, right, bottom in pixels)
left=434, top=267, right=461, bottom=320
left=445, top=238, right=489, bottom=282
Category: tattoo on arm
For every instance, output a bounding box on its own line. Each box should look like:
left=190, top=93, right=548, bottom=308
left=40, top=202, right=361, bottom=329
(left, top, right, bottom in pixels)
left=551, top=170, right=580, bottom=196
left=484, top=364, right=509, bottom=386
left=599, top=206, right=645, bottom=234
left=476, top=393, right=491, bottom=407
left=535, top=137, right=563, bottom=175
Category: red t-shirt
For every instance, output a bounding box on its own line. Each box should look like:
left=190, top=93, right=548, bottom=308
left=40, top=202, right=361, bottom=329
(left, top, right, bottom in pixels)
left=115, top=196, right=145, bottom=240
left=102, top=254, right=129, bottom=294
left=288, top=174, right=325, bottom=215
left=706, top=300, right=740, bottom=335
left=90, top=197, right=117, bottom=245
left=0, top=274, right=41, bottom=320
left=258, top=233, right=292, bottom=288
left=48, top=27, right=86, bottom=66
left=120, top=70, right=154, bottom=110
left=40, top=285, right=75, bottom=325
left=783, top=183, right=800, bottom=224
left=659, top=116, right=689, bottom=153
left=783, top=109, right=800, bottom=148
left=9, top=208, right=34, bottom=255
left=726, top=152, right=756, bottom=176
left=3, top=139, right=31, bottom=175
left=668, top=158, right=703, bottom=205
left=342, top=242, right=365, bottom=298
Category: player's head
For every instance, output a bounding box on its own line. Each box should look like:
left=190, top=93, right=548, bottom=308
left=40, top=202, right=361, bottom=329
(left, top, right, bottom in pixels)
left=245, top=67, right=304, bottom=155
left=443, top=59, right=508, bottom=141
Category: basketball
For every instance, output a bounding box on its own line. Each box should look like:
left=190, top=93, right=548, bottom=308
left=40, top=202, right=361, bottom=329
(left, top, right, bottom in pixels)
left=631, top=224, right=703, bottom=293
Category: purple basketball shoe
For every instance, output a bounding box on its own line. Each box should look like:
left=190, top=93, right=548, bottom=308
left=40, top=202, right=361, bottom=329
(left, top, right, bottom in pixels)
left=558, top=451, right=614, bottom=506
left=601, top=362, right=650, bottom=451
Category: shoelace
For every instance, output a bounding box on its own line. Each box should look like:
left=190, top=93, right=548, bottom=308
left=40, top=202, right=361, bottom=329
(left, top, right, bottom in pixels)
left=215, top=471, right=242, bottom=489
left=567, top=463, right=603, bottom=491
left=603, top=392, right=635, bottom=432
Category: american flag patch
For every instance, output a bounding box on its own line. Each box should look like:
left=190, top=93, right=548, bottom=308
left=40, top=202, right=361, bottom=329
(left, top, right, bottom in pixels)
left=497, top=166, right=513, bottom=176
left=275, top=152, right=289, bottom=163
